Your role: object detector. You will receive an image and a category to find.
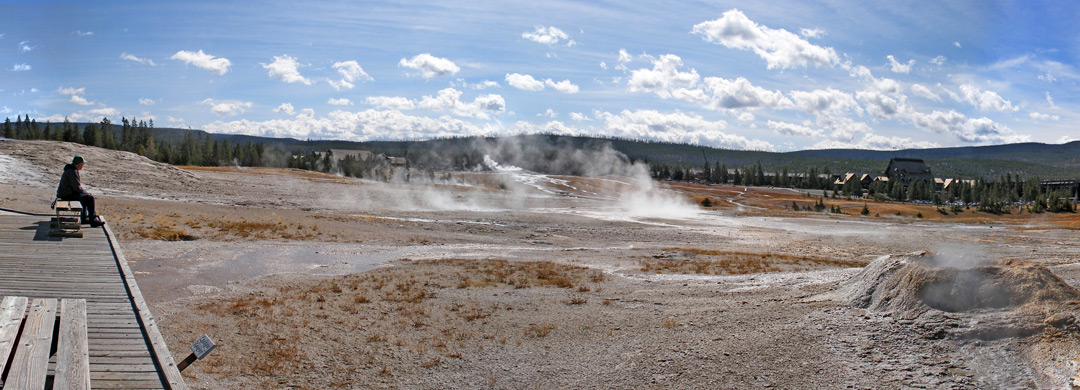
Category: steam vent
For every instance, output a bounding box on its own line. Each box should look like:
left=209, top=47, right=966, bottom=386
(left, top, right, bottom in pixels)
left=833, top=252, right=1080, bottom=340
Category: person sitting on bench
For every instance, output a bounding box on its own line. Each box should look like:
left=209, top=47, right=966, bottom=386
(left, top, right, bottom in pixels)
left=56, top=155, right=103, bottom=227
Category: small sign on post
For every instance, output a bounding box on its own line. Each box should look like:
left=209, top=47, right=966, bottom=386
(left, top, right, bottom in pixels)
left=178, top=334, right=216, bottom=372
left=191, top=334, right=216, bottom=360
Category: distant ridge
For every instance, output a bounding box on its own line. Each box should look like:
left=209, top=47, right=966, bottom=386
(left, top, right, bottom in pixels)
left=73, top=123, right=1080, bottom=180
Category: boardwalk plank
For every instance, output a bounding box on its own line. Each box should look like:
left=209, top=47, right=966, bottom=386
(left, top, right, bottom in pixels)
left=0, top=296, right=29, bottom=378
left=0, top=214, right=181, bottom=389
left=56, top=298, right=92, bottom=390
left=6, top=298, right=58, bottom=389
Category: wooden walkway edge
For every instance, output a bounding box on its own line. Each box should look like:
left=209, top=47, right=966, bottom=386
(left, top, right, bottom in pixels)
left=0, top=212, right=188, bottom=389
left=103, top=221, right=188, bottom=390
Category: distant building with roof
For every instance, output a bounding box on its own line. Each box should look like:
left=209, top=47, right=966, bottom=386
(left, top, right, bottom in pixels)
left=884, top=158, right=932, bottom=186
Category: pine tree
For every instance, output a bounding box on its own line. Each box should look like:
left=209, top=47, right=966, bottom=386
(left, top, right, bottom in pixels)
left=2, top=117, right=12, bottom=139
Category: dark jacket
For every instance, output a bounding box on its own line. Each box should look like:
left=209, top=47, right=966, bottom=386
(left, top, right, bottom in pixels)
left=56, top=164, right=84, bottom=198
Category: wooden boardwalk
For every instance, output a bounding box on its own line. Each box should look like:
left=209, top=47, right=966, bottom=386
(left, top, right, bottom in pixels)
left=0, top=211, right=186, bottom=389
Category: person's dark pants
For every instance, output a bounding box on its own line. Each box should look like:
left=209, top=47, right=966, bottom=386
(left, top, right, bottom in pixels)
left=60, top=193, right=95, bottom=223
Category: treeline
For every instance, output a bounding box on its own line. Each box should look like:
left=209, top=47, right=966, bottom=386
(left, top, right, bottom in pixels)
left=652, top=161, right=834, bottom=190
left=3, top=115, right=271, bottom=167
left=655, top=160, right=1076, bottom=214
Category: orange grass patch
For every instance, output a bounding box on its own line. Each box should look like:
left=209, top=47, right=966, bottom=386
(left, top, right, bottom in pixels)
left=640, top=248, right=862, bottom=275
left=179, top=258, right=608, bottom=387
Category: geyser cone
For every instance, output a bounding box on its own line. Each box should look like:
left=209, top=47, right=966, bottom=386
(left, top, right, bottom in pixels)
left=833, top=252, right=1080, bottom=329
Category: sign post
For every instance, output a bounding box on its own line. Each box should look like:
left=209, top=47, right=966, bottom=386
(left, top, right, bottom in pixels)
left=177, top=335, right=216, bottom=372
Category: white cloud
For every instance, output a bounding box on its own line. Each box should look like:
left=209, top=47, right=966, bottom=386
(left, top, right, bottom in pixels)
left=957, top=83, right=1017, bottom=112
left=856, top=90, right=903, bottom=119
left=462, top=79, right=498, bottom=90
left=328, top=98, right=353, bottom=106
left=816, top=116, right=872, bottom=141
left=58, top=87, right=93, bottom=106
left=274, top=103, right=296, bottom=115
left=544, top=78, right=579, bottom=94
left=329, top=60, right=372, bottom=90
left=937, top=83, right=960, bottom=101
left=417, top=88, right=505, bottom=119
left=121, top=52, right=156, bottom=66
left=1059, top=135, right=1077, bottom=144
left=910, top=84, right=941, bottom=102
left=1032, top=60, right=1080, bottom=82
left=595, top=109, right=772, bottom=150
left=170, top=50, right=231, bottom=75
left=886, top=55, right=914, bottom=74
left=789, top=88, right=857, bottom=113
left=540, top=109, right=557, bottom=118
left=200, top=98, right=252, bottom=116
left=799, top=28, right=824, bottom=39
left=628, top=54, right=700, bottom=98
left=692, top=9, right=839, bottom=69
left=203, top=109, right=498, bottom=142
left=506, top=73, right=545, bottom=91
left=702, top=76, right=792, bottom=110
left=139, top=98, right=156, bottom=106
left=599, top=61, right=607, bottom=70
left=299, top=108, right=315, bottom=118
left=262, top=54, right=311, bottom=85
left=768, top=120, right=822, bottom=137
left=73, top=30, right=93, bottom=36
left=626, top=55, right=792, bottom=114
left=11, top=63, right=30, bottom=72
left=618, top=49, right=632, bottom=63
left=855, top=78, right=906, bottom=119
left=398, top=53, right=459, bottom=79
left=366, top=96, right=416, bottom=110
left=569, top=112, right=590, bottom=121
left=87, top=107, right=119, bottom=117
left=1029, top=112, right=1060, bottom=122
left=1046, top=91, right=1056, bottom=108
left=58, top=87, right=85, bottom=96
left=953, top=41, right=962, bottom=48
left=70, top=95, right=93, bottom=106
left=19, top=41, right=33, bottom=52
left=930, top=56, right=946, bottom=66
left=522, top=26, right=575, bottom=47
left=908, top=109, right=1026, bottom=144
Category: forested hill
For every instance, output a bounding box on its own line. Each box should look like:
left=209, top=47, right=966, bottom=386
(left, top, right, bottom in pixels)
left=54, top=122, right=1080, bottom=180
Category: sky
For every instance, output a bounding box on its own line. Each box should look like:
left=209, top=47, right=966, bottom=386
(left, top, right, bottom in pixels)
left=2, top=0, right=1078, bottom=151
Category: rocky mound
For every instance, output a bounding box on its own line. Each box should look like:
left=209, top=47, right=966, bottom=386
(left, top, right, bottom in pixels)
left=0, top=139, right=201, bottom=198
left=832, top=252, right=1080, bottom=339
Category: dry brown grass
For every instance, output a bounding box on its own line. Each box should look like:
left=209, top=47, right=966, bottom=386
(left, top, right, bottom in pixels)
left=178, top=258, right=610, bottom=388
left=563, top=296, right=588, bottom=305
left=639, top=249, right=862, bottom=275
left=132, top=214, right=198, bottom=241
left=670, top=182, right=1080, bottom=229
left=525, top=324, right=556, bottom=338
left=135, top=225, right=198, bottom=241
left=425, top=258, right=604, bottom=290
left=111, top=200, right=323, bottom=241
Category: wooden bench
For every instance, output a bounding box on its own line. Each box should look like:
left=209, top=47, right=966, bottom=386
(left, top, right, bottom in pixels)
left=0, top=296, right=90, bottom=389
left=49, top=200, right=83, bottom=238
